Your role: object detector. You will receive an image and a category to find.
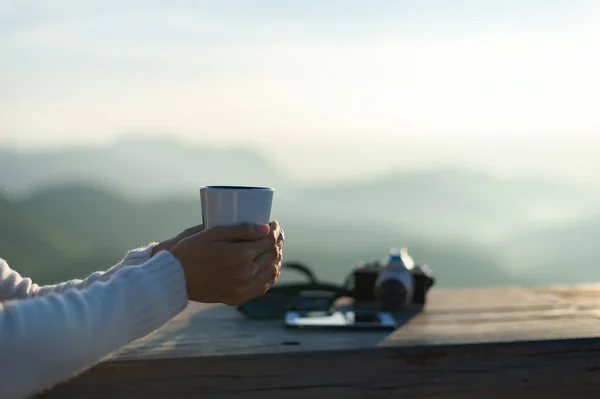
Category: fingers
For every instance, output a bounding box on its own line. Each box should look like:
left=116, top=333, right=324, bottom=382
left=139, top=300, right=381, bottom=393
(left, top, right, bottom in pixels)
left=185, top=224, right=205, bottom=236
left=222, top=255, right=280, bottom=305
left=218, top=222, right=284, bottom=305
left=277, top=228, right=285, bottom=250
left=205, top=223, right=270, bottom=242
left=177, top=224, right=205, bottom=241
left=269, top=220, right=281, bottom=241
left=231, top=221, right=282, bottom=259
left=244, top=234, right=282, bottom=298
left=234, top=234, right=275, bottom=259
left=252, top=243, right=282, bottom=276
left=271, top=221, right=285, bottom=250
left=247, top=261, right=280, bottom=298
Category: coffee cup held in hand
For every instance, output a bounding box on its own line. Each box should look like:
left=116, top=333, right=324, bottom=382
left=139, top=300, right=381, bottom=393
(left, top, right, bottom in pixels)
left=200, top=186, right=274, bottom=229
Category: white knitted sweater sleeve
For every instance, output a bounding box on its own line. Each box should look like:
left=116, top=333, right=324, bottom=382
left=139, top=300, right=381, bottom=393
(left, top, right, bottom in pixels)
left=0, top=244, right=158, bottom=300
left=0, top=249, right=189, bottom=399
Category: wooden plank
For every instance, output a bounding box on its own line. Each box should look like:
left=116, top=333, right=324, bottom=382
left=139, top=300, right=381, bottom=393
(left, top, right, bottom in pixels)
left=38, top=338, right=600, bottom=399
left=110, top=286, right=572, bottom=360
left=536, top=283, right=600, bottom=310
left=36, top=284, right=600, bottom=398
left=381, top=310, right=600, bottom=347
left=423, top=286, right=567, bottom=312
left=110, top=302, right=392, bottom=360
left=381, top=286, right=600, bottom=347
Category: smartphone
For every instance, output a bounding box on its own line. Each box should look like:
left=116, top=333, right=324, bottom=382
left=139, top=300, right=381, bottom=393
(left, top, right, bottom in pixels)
left=284, top=309, right=397, bottom=330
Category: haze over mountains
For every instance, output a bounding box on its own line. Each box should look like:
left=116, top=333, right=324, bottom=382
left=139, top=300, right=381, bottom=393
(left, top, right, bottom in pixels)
left=0, top=137, right=288, bottom=198
left=1, top=138, right=599, bottom=288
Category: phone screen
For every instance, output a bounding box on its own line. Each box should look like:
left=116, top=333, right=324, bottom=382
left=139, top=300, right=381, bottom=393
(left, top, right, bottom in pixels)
left=285, top=310, right=397, bottom=330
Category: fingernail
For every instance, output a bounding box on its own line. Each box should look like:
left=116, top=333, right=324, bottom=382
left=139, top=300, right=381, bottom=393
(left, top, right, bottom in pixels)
left=255, top=224, right=270, bottom=234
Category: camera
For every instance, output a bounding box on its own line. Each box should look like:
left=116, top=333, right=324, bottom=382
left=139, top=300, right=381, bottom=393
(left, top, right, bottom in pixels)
left=348, top=248, right=435, bottom=309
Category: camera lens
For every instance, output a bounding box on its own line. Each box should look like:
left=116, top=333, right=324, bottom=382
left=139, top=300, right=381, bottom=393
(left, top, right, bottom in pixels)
left=375, top=279, right=408, bottom=309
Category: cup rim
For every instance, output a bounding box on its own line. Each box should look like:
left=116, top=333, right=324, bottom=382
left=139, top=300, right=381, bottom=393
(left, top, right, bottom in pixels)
left=200, top=185, right=274, bottom=191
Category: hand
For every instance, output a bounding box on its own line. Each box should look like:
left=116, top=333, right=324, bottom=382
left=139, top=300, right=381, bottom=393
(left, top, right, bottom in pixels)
left=170, top=221, right=285, bottom=305
left=151, top=224, right=205, bottom=256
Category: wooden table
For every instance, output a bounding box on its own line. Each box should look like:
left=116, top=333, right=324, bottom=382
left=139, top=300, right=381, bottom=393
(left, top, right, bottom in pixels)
left=39, top=284, right=600, bottom=398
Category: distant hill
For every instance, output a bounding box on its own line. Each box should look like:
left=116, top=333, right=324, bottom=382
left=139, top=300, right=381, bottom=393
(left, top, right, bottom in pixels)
left=1, top=182, right=599, bottom=288
left=0, top=184, right=524, bottom=287
left=0, top=191, right=114, bottom=282
left=2, top=185, right=204, bottom=282
left=286, top=168, right=600, bottom=243
left=2, top=141, right=599, bottom=287
left=0, top=138, right=287, bottom=198
left=502, top=216, right=600, bottom=285
left=2, top=139, right=598, bottom=245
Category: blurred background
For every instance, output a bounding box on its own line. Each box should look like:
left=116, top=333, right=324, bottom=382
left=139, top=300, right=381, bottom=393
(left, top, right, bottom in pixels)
left=1, top=0, right=599, bottom=287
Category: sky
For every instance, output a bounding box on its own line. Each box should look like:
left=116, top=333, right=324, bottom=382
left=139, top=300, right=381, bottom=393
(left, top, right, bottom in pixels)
left=1, top=1, right=599, bottom=183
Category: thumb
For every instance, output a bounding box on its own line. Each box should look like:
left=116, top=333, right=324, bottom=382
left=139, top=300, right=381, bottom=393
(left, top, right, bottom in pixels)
left=206, top=223, right=270, bottom=242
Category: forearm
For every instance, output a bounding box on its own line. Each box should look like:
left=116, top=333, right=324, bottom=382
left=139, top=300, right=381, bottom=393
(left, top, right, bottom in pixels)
left=0, top=244, right=157, bottom=301
left=33, top=244, right=158, bottom=297
left=0, top=251, right=188, bottom=399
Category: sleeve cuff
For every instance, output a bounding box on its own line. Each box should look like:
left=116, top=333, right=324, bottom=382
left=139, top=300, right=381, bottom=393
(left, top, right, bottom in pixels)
left=121, top=243, right=158, bottom=267
left=121, top=251, right=189, bottom=339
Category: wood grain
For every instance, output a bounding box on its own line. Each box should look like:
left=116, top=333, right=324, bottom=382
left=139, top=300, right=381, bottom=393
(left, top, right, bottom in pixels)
left=109, top=286, right=574, bottom=360
left=36, top=284, right=600, bottom=398
left=382, top=286, right=600, bottom=346
left=39, top=339, right=600, bottom=399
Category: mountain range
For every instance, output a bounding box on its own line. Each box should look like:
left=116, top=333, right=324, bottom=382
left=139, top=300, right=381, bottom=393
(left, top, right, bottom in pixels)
left=1, top=138, right=599, bottom=288
left=0, top=137, right=287, bottom=199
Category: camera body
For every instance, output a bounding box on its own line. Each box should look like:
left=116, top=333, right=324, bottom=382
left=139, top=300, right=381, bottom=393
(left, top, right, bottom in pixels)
left=350, top=248, right=435, bottom=309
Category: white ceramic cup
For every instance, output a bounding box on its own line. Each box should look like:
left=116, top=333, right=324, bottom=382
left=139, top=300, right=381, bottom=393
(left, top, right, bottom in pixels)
left=200, top=186, right=274, bottom=229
